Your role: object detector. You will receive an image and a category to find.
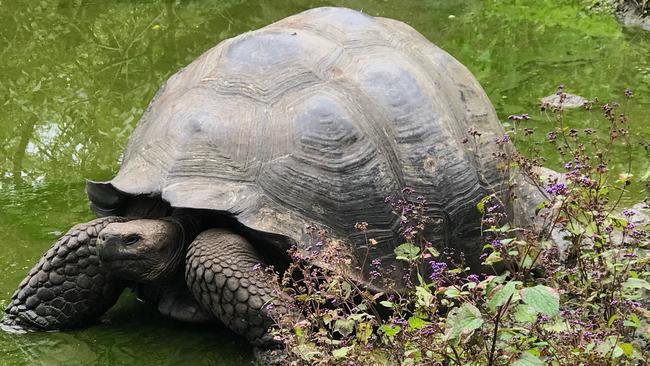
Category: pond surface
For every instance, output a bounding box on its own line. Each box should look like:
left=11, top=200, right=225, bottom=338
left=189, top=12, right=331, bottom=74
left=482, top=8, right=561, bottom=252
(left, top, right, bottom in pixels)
left=1, top=0, right=648, bottom=364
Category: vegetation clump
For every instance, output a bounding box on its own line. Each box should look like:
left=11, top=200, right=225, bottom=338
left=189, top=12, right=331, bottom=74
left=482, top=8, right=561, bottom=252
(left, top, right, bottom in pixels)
left=267, top=87, right=649, bottom=365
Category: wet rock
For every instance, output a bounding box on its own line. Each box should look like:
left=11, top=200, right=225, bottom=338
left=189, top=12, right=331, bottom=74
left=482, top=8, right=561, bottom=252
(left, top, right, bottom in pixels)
left=540, top=93, right=588, bottom=109
left=612, top=0, right=650, bottom=31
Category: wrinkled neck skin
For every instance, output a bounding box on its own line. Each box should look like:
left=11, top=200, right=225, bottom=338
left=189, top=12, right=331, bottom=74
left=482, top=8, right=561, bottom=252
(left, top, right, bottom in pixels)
left=131, top=209, right=215, bottom=302
left=158, top=209, right=214, bottom=280
left=166, top=209, right=213, bottom=244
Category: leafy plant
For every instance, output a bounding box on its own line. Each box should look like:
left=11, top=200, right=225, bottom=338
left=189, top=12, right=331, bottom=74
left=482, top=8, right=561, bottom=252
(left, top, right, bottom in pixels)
left=267, top=87, right=649, bottom=365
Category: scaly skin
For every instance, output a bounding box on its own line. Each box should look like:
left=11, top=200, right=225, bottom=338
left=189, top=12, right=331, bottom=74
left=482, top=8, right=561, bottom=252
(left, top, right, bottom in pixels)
left=185, top=229, right=289, bottom=345
left=2, top=217, right=128, bottom=332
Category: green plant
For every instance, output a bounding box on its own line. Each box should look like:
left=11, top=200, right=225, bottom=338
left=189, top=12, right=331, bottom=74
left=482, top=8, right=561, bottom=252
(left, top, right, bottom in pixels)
left=267, top=87, right=649, bottom=365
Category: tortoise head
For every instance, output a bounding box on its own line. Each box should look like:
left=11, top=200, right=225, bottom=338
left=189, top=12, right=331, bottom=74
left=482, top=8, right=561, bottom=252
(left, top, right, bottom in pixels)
left=96, top=219, right=184, bottom=283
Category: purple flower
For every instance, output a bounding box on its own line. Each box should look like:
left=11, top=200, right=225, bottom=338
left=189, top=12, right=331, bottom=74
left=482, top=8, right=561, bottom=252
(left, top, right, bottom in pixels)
left=577, top=176, right=593, bottom=187
left=428, top=260, right=448, bottom=281
left=467, top=127, right=482, bottom=137
left=371, top=258, right=382, bottom=267
left=419, top=325, right=437, bottom=336
left=545, top=183, right=567, bottom=196
left=624, top=300, right=641, bottom=308
left=466, top=274, right=480, bottom=283
left=491, top=239, right=503, bottom=249
left=536, top=314, right=551, bottom=324
left=392, top=318, right=408, bottom=328
left=507, top=113, right=530, bottom=121
left=291, top=250, right=302, bottom=261
left=622, top=209, right=636, bottom=218
left=495, top=134, right=510, bottom=144
left=624, top=88, right=633, bottom=98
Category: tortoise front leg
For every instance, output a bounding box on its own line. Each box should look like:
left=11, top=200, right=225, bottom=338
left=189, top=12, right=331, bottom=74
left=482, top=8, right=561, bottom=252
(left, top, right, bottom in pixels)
left=185, top=229, right=289, bottom=345
left=133, top=282, right=216, bottom=324
left=2, top=217, right=128, bottom=332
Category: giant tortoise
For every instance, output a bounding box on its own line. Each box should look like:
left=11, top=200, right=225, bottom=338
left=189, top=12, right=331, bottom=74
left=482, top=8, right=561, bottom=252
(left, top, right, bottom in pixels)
left=2, top=7, right=533, bottom=345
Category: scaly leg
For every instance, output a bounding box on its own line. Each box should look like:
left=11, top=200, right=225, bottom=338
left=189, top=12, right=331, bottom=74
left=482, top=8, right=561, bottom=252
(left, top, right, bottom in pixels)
left=185, top=229, right=289, bottom=345
left=2, top=217, right=128, bottom=332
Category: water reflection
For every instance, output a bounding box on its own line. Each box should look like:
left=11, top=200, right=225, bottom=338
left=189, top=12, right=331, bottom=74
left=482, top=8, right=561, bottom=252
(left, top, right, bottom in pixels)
left=0, top=0, right=648, bottom=364
left=0, top=294, right=250, bottom=366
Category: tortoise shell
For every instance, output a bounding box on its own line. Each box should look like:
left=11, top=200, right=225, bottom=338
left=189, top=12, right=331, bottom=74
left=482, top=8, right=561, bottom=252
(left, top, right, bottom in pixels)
left=88, top=7, right=507, bottom=285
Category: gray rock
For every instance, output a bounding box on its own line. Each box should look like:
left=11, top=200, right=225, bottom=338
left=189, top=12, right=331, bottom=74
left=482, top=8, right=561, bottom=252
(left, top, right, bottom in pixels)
left=540, top=93, right=589, bottom=109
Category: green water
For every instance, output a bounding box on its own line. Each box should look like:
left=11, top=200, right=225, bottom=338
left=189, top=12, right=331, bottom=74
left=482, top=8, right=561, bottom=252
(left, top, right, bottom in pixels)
left=0, top=0, right=648, bottom=364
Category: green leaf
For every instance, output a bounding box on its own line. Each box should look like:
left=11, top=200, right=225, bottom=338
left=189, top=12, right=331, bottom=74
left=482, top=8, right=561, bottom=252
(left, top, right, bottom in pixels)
left=425, top=246, right=440, bottom=257
left=522, top=255, right=535, bottom=269
left=520, top=285, right=559, bottom=316
left=623, top=278, right=650, bottom=290
left=407, top=316, right=431, bottom=330
left=378, top=324, right=401, bottom=337
left=322, top=312, right=333, bottom=325
left=514, top=304, right=538, bottom=323
left=332, top=346, right=351, bottom=359
left=477, top=195, right=492, bottom=214
left=356, top=322, right=374, bottom=343
left=444, top=287, right=461, bottom=298
left=513, top=352, right=545, bottom=366
left=543, top=320, right=570, bottom=333
left=618, top=343, right=634, bottom=357
left=623, top=314, right=640, bottom=328
left=394, top=243, right=420, bottom=261
left=444, top=303, right=484, bottom=341
left=596, top=336, right=624, bottom=358
left=607, top=315, right=619, bottom=327
left=488, top=281, right=520, bottom=312
left=483, top=251, right=503, bottom=266
left=334, top=319, right=355, bottom=337
left=380, top=300, right=394, bottom=308
left=294, top=343, right=322, bottom=362
left=416, top=286, right=434, bottom=307
left=341, top=281, right=352, bottom=299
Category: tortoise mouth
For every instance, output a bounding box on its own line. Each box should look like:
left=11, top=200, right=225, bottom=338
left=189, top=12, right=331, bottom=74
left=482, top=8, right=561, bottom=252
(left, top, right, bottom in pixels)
left=98, top=255, right=167, bottom=283
left=96, top=235, right=141, bottom=263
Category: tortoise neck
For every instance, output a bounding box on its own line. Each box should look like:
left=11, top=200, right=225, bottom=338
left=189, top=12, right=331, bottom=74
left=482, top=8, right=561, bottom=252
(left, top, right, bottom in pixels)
left=165, top=209, right=214, bottom=247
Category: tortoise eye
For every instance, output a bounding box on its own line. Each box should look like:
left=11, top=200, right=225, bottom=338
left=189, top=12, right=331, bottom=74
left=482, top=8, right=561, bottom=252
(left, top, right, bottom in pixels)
left=124, top=235, right=140, bottom=246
